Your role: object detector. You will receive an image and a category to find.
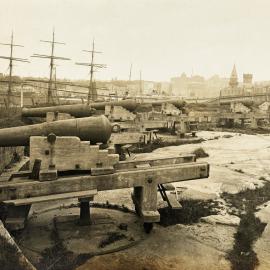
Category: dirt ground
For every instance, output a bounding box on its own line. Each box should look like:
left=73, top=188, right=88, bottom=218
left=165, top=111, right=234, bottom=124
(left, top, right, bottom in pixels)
left=14, top=131, right=270, bottom=270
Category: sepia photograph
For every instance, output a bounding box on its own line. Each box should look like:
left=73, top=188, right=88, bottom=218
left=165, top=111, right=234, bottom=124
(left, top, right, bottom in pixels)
left=0, top=1, right=270, bottom=269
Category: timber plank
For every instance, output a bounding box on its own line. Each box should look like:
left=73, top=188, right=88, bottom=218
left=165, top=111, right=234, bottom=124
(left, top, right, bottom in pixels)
left=115, top=154, right=195, bottom=170
left=0, top=162, right=209, bottom=201
left=166, top=193, right=182, bottom=209
left=4, top=189, right=97, bottom=206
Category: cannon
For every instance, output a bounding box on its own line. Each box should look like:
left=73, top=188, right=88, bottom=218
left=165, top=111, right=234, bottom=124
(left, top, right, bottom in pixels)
left=0, top=115, right=112, bottom=146
left=148, top=99, right=186, bottom=109
left=22, top=104, right=95, bottom=118
left=22, top=99, right=139, bottom=117
left=21, top=99, right=186, bottom=118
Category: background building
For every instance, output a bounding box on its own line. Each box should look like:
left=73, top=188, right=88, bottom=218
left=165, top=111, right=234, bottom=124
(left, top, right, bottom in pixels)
left=170, top=73, right=228, bottom=98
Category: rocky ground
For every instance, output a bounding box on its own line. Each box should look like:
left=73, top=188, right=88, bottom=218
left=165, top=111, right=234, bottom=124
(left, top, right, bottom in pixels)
left=12, top=131, right=270, bottom=270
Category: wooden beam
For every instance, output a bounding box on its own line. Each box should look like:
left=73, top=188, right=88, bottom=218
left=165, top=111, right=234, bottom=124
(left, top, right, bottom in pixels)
left=0, top=162, right=208, bottom=201
left=4, top=189, right=97, bottom=206
left=115, top=154, right=195, bottom=170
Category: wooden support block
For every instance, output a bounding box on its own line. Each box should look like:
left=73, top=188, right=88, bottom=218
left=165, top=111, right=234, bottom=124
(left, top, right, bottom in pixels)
left=107, top=146, right=115, bottom=154
left=141, top=210, right=160, bottom=223
left=30, top=136, right=119, bottom=172
left=39, top=169, right=58, bottom=181
left=110, top=132, right=145, bottom=145
left=46, top=112, right=55, bottom=122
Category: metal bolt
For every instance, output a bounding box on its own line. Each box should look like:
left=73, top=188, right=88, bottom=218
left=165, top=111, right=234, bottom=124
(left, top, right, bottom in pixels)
left=47, top=133, right=56, bottom=144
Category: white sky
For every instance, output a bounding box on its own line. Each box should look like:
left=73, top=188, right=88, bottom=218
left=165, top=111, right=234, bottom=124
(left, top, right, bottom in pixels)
left=0, top=0, right=270, bottom=82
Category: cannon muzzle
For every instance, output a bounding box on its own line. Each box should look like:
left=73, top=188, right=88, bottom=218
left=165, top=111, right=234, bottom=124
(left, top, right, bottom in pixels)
left=0, top=115, right=111, bottom=146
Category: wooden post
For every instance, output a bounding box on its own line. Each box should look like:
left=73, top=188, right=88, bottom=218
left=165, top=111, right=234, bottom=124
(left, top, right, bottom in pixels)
left=78, top=197, right=91, bottom=225
left=30, top=159, right=41, bottom=180
left=20, top=85, right=24, bottom=108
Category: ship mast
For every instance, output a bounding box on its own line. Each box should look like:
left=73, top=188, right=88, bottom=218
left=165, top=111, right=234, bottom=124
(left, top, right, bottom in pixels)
left=0, top=32, right=29, bottom=108
left=76, top=39, right=106, bottom=104
left=31, top=29, right=70, bottom=104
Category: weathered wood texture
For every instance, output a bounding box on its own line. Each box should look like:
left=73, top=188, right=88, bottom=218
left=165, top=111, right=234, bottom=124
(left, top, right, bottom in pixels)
left=110, top=132, right=146, bottom=144
left=115, top=154, right=196, bottom=170
left=0, top=162, right=209, bottom=202
left=4, top=189, right=97, bottom=206
left=30, top=136, right=119, bottom=171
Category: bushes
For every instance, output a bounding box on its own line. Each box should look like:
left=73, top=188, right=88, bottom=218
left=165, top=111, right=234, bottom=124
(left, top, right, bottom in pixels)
left=192, top=147, right=209, bottom=158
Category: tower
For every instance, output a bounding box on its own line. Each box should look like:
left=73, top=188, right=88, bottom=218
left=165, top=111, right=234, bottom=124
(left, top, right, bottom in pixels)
left=229, top=64, right=238, bottom=88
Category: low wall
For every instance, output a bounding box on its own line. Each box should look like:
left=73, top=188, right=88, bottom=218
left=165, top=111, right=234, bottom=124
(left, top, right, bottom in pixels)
left=0, top=147, right=24, bottom=174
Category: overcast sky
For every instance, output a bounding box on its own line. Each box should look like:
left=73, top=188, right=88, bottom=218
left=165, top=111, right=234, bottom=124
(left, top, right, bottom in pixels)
left=0, top=0, right=270, bottom=82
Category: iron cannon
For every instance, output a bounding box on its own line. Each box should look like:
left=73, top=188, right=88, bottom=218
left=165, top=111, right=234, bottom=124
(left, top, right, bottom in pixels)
left=22, top=99, right=139, bottom=117
left=0, top=115, right=111, bottom=146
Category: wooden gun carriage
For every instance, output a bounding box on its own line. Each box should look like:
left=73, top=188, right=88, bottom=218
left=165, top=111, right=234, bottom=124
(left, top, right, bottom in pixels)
left=0, top=116, right=209, bottom=233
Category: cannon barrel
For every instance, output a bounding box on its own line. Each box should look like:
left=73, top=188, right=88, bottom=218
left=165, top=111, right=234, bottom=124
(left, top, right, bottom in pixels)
left=90, top=99, right=138, bottom=111
left=22, top=100, right=139, bottom=117
left=0, top=115, right=111, bottom=146
left=219, top=99, right=254, bottom=106
left=22, top=104, right=95, bottom=118
left=21, top=99, right=186, bottom=118
left=147, top=100, right=186, bottom=108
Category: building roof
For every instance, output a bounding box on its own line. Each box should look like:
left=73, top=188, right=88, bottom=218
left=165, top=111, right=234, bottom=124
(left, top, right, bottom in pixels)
left=229, top=64, right=238, bottom=88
